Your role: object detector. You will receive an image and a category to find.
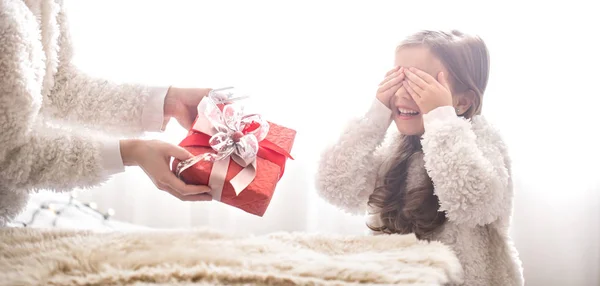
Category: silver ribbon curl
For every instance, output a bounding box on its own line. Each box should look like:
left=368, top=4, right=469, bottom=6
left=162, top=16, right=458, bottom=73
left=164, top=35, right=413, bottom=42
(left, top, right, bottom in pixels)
left=208, top=86, right=250, bottom=105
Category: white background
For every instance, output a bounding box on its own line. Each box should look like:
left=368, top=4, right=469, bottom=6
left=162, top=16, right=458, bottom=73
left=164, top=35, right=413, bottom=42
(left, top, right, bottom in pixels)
left=51, top=1, right=600, bottom=285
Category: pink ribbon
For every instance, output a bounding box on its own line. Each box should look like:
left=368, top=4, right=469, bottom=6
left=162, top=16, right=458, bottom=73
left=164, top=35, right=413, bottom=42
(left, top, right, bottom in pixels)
left=176, top=96, right=269, bottom=201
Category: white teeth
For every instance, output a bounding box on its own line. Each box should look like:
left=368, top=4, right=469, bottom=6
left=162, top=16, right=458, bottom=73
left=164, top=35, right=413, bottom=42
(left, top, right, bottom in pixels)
left=398, top=108, right=418, bottom=114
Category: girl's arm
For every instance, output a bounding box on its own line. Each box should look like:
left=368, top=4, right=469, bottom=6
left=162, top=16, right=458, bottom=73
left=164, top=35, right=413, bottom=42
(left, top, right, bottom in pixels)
left=316, top=99, right=393, bottom=215
left=421, top=106, right=512, bottom=227
left=43, top=2, right=167, bottom=137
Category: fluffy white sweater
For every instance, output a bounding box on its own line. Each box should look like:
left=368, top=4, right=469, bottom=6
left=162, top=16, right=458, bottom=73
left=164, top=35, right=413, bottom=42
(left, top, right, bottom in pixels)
left=0, top=0, right=165, bottom=226
left=316, top=99, right=525, bottom=285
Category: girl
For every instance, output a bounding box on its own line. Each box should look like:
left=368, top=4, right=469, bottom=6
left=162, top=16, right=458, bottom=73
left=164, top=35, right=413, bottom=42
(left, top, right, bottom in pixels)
left=316, top=30, right=524, bottom=285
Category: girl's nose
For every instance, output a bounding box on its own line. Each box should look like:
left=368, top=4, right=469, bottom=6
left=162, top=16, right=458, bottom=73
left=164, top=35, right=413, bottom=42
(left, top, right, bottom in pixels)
left=395, top=84, right=411, bottom=100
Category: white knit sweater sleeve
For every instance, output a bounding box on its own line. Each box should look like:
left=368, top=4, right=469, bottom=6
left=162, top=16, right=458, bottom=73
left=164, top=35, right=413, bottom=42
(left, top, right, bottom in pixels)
left=44, top=2, right=167, bottom=136
left=421, top=106, right=512, bottom=227
left=315, top=99, right=393, bottom=215
left=0, top=0, right=110, bottom=193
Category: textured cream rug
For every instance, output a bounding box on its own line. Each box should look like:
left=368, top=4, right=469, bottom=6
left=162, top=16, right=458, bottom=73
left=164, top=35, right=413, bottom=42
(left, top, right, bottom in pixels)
left=0, top=228, right=463, bottom=285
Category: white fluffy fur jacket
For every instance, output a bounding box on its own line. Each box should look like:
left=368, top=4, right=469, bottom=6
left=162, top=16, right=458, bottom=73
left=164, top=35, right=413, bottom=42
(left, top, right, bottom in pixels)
left=0, top=0, right=161, bottom=226
left=316, top=99, right=525, bottom=285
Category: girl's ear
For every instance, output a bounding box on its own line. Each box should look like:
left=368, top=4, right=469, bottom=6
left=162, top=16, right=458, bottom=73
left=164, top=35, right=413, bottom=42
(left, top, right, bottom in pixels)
left=453, top=90, right=475, bottom=116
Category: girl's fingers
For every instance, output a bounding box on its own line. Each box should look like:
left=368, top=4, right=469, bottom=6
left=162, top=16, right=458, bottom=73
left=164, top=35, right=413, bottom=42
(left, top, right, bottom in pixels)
left=408, top=67, right=436, bottom=84
left=437, top=71, right=451, bottom=91
left=387, top=81, right=404, bottom=97
left=379, top=67, right=404, bottom=86
left=378, top=69, right=405, bottom=92
left=385, top=66, right=402, bottom=77
left=404, top=68, right=428, bottom=90
left=405, top=79, right=424, bottom=96
left=403, top=80, right=420, bottom=101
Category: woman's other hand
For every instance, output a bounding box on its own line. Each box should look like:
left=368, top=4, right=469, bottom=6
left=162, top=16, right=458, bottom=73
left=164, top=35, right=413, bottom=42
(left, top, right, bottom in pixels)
left=120, top=139, right=212, bottom=201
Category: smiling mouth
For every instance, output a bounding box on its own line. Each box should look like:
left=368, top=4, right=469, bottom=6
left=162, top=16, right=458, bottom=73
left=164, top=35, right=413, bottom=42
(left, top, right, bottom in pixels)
left=397, top=107, right=420, bottom=117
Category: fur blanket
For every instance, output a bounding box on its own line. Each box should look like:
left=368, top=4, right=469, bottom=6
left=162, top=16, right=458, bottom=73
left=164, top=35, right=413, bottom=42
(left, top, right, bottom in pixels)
left=0, top=228, right=463, bottom=285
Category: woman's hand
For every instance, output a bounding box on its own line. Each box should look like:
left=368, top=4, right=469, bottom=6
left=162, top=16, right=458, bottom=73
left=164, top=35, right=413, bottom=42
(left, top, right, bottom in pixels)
left=120, top=139, right=212, bottom=201
left=376, top=66, right=406, bottom=108
left=403, top=67, right=453, bottom=114
left=164, top=87, right=213, bottom=130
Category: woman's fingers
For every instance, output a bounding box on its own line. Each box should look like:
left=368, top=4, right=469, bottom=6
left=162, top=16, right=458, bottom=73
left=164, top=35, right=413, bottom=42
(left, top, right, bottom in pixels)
left=162, top=172, right=211, bottom=196
left=156, top=174, right=212, bottom=201
left=159, top=142, right=212, bottom=196
left=159, top=141, right=211, bottom=195
left=133, top=139, right=214, bottom=202
left=164, top=142, right=194, bottom=161
left=164, top=188, right=212, bottom=201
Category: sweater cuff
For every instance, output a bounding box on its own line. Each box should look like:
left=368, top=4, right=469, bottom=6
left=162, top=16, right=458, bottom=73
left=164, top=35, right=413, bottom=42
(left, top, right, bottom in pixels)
left=365, top=98, right=393, bottom=130
left=423, top=106, right=457, bottom=128
left=142, top=86, right=169, bottom=132
left=99, top=139, right=125, bottom=176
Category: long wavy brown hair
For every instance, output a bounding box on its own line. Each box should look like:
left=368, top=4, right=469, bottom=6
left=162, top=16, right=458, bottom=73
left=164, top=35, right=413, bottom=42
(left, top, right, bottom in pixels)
left=367, top=30, right=490, bottom=239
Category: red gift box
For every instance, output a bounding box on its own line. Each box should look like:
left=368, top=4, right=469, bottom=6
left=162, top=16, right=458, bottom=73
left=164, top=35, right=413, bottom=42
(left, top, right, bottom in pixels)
left=172, top=97, right=295, bottom=217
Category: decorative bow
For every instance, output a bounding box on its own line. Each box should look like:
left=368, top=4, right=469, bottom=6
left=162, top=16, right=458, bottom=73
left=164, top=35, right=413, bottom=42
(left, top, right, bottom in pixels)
left=175, top=95, right=269, bottom=200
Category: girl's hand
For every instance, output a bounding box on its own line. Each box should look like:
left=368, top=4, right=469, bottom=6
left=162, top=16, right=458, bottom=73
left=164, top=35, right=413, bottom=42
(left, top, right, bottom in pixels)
left=120, top=139, right=212, bottom=201
left=403, top=67, right=453, bottom=114
left=376, top=66, right=406, bottom=108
